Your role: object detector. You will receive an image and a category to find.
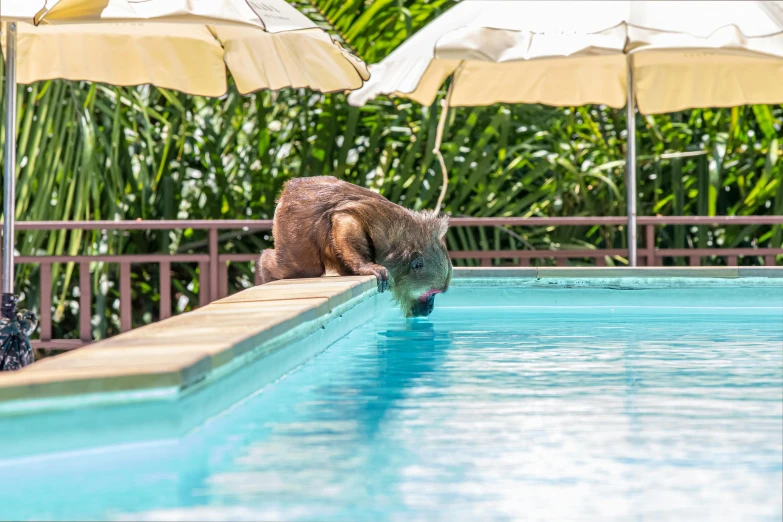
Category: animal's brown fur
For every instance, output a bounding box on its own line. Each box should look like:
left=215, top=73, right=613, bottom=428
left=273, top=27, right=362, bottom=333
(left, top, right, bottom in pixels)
left=257, top=176, right=452, bottom=317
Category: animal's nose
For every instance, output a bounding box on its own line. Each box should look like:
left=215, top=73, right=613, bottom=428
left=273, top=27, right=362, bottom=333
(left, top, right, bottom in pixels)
left=412, top=294, right=436, bottom=317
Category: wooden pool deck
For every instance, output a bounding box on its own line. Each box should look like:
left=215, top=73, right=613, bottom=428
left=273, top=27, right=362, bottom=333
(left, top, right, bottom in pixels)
left=0, top=267, right=780, bottom=408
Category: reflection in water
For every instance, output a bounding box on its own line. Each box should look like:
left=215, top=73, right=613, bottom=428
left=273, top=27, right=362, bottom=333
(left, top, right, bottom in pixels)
left=0, top=301, right=780, bottom=522
left=319, top=318, right=450, bottom=439
left=182, top=317, right=453, bottom=519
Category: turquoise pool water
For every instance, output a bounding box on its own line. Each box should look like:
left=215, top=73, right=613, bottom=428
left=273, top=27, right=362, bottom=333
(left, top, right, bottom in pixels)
left=1, top=283, right=782, bottom=521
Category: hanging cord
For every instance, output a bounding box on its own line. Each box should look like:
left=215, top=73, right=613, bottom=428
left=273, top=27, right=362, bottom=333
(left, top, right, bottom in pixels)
left=433, top=80, right=455, bottom=214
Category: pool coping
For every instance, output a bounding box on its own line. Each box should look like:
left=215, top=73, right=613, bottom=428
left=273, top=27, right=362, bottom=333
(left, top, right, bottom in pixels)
left=0, top=275, right=379, bottom=408
left=0, top=266, right=780, bottom=408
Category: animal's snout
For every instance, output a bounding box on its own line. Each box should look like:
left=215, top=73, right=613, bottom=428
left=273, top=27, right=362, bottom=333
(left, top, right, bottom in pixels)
left=411, top=293, right=436, bottom=317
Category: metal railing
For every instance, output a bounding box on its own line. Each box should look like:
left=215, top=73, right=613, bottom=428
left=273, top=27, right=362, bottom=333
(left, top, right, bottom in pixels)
left=2, top=216, right=781, bottom=351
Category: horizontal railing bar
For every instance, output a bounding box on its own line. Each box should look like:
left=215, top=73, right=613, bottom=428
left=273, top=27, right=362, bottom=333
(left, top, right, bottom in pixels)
left=14, top=251, right=781, bottom=265
left=9, top=216, right=783, bottom=232
left=15, top=254, right=210, bottom=263
left=30, top=340, right=87, bottom=350
left=656, top=248, right=783, bottom=256
left=457, top=217, right=783, bottom=226
left=449, top=249, right=627, bottom=259
left=219, top=250, right=781, bottom=262
left=14, top=220, right=274, bottom=231
left=219, top=254, right=259, bottom=262
left=636, top=216, right=783, bottom=225
left=448, top=248, right=782, bottom=259
left=225, top=251, right=635, bottom=261
left=450, top=217, right=627, bottom=226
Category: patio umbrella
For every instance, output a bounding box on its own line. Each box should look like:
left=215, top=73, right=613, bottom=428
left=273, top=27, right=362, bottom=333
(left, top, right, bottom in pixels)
left=347, top=0, right=783, bottom=266
left=0, top=0, right=370, bottom=369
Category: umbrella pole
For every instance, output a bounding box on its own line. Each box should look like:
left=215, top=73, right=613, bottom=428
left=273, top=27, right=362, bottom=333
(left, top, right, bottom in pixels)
left=625, top=62, right=638, bottom=267
left=0, top=22, right=35, bottom=372
left=3, top=22, right=17, bottom=303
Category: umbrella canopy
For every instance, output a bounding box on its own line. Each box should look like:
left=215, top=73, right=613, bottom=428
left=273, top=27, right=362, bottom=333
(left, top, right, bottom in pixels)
left=2, top=0, right=369, bottom=96
left=347, top=0, right=783, bottom=267
left=348, top=0, right=783, bottom=114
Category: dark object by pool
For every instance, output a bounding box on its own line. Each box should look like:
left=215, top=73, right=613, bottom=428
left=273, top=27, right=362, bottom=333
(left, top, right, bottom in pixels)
left=0, top=293, right=36, bottom=371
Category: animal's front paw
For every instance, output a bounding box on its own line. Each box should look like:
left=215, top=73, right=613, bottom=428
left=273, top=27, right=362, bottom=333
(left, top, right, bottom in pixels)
left=374, top=266, right=390, bottom=293
left=377, top=273, right=390, bottom=293
left=360, top=264, right=389, bottom=293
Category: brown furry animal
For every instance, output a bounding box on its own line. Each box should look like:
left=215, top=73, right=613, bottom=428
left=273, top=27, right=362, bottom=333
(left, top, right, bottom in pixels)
left=257, top=176, right=452, bottom=317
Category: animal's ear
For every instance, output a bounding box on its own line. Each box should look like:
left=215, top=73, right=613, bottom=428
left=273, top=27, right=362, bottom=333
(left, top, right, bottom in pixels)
left=434, top=216, right=449, bottom=242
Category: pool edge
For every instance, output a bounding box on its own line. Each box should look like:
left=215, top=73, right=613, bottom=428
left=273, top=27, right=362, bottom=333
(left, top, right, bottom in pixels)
left=0, top=276, right=380, bottom=412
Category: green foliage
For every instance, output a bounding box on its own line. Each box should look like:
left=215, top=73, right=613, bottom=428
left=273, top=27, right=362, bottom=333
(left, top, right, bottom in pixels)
left=0, top=0, right=781, bottom=343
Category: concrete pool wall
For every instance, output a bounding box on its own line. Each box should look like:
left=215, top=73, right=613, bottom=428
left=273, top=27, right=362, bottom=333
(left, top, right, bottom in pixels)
left=0, top=266, right=781, bottom=411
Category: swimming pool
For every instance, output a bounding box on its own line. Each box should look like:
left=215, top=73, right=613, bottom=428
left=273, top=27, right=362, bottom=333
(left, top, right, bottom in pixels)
left=1, top=272, right=781, bottom=521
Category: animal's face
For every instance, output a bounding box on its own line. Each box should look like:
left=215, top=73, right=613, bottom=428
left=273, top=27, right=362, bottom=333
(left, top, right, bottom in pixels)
left=387, top=234, right=452, bottom=318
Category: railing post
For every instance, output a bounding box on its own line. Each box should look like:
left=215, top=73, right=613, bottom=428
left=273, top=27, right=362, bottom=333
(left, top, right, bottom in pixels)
left=254, top=263, right=262, bottom=286
left=120, top=262, right=132, bottom=333
left=645, top=224, right=656, bottom=267
left=79, top=261, right=92, bottom=343
left=159, top=260, right=171, bottom=320
left=209, top=228, right=219, bottom=303
left=39, top=263, right=52, bottom=342
left=199, top=261, right=210, bottom=307
left=218, top=260, right=228, bottom=299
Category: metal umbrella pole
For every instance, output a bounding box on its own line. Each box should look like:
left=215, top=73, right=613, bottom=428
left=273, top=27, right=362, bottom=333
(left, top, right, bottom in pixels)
left=625, top=58, right=638, bottom=267
left=1, top=22, right=36, bottom=371
left=3, top=23, right=17, bottom=300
